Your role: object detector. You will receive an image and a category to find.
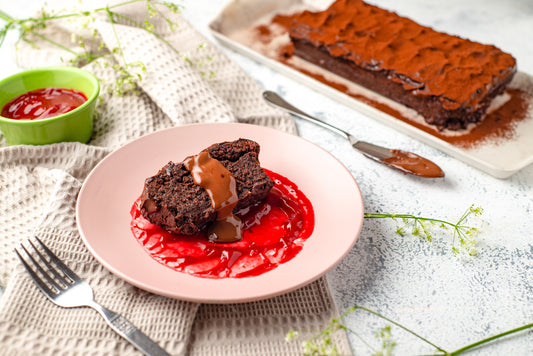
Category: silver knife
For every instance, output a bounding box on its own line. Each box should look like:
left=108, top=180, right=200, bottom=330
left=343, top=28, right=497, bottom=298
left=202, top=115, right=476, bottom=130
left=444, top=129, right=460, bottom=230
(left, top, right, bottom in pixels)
left=263, top=91, right=444, bottom=178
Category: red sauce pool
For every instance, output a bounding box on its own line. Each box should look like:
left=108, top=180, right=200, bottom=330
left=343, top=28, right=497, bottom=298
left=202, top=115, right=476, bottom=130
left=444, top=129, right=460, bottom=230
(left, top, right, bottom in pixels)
left=1, top=87, right=87, bottom=120
left=130, top=170, right=315, bottom=279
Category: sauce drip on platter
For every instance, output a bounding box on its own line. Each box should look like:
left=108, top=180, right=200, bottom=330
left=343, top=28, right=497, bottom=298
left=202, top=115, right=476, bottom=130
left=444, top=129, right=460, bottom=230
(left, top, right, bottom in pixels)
left=130, top=170, right=315, bottom=279
left=2, top=87, right=87, bottom=120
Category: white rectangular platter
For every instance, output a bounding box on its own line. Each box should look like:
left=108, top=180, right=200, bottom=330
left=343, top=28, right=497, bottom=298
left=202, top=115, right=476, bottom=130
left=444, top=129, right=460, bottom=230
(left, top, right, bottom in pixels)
left=208, top=0, right=533, bottom=178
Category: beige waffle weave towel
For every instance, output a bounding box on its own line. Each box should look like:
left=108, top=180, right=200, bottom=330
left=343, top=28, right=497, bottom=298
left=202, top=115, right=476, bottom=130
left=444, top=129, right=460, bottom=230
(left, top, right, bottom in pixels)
left=0, top=2, right=351, bottom=355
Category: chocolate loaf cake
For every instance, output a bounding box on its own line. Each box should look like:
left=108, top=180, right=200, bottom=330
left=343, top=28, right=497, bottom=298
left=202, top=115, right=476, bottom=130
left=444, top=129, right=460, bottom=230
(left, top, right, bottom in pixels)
left=140, top=139, right=273, bottom=235
left=283, top=0, right=517, bottom=130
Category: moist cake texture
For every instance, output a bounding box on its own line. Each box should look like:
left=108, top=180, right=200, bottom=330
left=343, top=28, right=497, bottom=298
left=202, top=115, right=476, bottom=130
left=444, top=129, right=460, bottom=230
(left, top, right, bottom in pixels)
left=282, top=0, right=517, bottom=130
left=140, top=139, right=273, bottom=235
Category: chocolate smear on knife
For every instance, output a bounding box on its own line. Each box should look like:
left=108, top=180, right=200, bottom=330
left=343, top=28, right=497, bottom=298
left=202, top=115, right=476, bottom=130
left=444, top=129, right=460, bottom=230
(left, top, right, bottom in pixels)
left=381, top=150, right=445, bottom=178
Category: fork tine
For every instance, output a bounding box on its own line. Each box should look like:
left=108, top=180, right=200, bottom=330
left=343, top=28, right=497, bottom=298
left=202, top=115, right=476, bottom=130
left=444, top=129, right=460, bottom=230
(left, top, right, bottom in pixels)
left=27, top=239, right=70, bottom=285
left=19, top=243, right=64, bottom=291
left=18, top=240, right=170, bottom=355
left=34, top=237, right=81, bottom=283
left=14, top=247, right=56, bottom=297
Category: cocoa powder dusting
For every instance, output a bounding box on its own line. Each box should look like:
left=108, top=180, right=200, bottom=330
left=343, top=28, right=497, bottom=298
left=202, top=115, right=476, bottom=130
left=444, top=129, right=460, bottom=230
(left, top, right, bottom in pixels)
left=278, top=0, right=517, bottom=110
left=255, top=12, right=532, bottom=150
left=449, top=89, right=530, bottom=148
left=348, top=88, right=530, bottom=149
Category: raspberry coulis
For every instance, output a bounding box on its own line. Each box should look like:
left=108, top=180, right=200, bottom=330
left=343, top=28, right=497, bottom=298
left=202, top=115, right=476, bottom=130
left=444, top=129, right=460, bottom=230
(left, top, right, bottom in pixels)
left=130, top=169, right=315, bottom=279
left=1, top=87, right=87, bottom=120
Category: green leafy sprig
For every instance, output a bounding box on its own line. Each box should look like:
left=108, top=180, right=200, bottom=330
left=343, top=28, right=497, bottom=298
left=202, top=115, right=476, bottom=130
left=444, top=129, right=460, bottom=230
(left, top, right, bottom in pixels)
left=0, top=0, right=182, bottom=95
left=289, top=205, right=530, bottom=355
left=364, top=204, right=483, bottom=255
left=289, top=306, right=533, bottom=356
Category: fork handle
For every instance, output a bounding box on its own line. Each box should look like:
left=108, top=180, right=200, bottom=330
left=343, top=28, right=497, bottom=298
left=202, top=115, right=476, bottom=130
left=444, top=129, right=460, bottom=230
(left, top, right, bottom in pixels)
left=89, top=301, right=172, bottom=356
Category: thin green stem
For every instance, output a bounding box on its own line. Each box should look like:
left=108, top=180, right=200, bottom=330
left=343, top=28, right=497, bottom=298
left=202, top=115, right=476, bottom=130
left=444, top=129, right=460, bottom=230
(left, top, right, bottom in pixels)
left=336, top=308, right=377, bottom=352
left=349, top=307, right=533, bottom=355
left=0, top=0, right=178, bottom=58
left=152, top=3, right=181, bottom=29
left=30, top=31, right=78, bottom=55
left=353, top=306, right=447, bottom=353
left=363, top=209, right=481, bottom=254
left=105, top=9, right=129, bottom=65
left=0, top=23, right=13, bottom=47
left=112, top=11, right=180, bottom=55
left=0, top=9, right=15, bottom=22
left=0, top=0, right=177, bottom=97
left=448, top=323, right=533, bottom=355
left=6, top=0, right=146, bottom=23
left=341, top=325, right=377, bottom=353
left=106, top=0, right=147, bottom=11
left=364, top=213, right=457, bottom=228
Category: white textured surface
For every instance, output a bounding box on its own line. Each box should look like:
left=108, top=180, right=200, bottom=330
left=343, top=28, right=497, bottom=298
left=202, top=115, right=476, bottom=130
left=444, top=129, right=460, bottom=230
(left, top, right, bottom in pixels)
left=187, top=1, right=533, bottom=354
left=1, top=0, right=532, bottom=355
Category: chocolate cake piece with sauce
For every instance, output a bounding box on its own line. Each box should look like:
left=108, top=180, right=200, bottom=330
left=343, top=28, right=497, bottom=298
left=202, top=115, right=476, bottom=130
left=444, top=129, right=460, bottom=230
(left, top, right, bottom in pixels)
left=282, top=0, right=517, bottom=130
left=140, top=139, right=273, bottom=235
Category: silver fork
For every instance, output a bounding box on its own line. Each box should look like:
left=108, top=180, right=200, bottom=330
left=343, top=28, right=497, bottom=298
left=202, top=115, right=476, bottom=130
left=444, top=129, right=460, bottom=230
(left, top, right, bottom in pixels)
left=15, top=237, right=171, bottom=356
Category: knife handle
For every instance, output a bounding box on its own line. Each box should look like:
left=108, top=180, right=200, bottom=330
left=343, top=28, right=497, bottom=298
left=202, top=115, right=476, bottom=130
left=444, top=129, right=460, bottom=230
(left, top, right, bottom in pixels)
left=263, top=90, right=351, bottom=140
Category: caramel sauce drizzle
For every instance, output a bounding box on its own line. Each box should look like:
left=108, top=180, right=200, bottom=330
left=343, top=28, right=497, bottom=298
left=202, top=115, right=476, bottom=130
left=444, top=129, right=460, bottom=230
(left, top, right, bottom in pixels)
left=184, top=151, right=242, bottom=243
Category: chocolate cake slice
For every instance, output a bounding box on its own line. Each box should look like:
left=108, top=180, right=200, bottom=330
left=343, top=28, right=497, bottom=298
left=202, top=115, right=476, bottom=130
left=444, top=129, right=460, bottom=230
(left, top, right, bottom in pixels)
left=139, top=139, right=273, bottom=235
left=283, top=0, right=517, bottom=130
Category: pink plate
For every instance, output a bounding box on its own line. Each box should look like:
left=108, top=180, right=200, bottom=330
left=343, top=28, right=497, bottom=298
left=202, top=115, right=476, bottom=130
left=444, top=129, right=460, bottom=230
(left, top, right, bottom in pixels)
left=76, top=123, right=364, bottom=303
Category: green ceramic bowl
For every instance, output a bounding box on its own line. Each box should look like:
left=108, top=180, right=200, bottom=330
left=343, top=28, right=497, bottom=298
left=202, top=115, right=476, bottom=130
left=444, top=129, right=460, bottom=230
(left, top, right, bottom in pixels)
left=0, top=66, right=99, bottom=145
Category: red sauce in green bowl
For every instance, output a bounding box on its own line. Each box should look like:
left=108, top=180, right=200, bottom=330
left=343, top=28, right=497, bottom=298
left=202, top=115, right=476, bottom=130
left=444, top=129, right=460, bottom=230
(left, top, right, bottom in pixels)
left=1, top=87, right=87, bottom=120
